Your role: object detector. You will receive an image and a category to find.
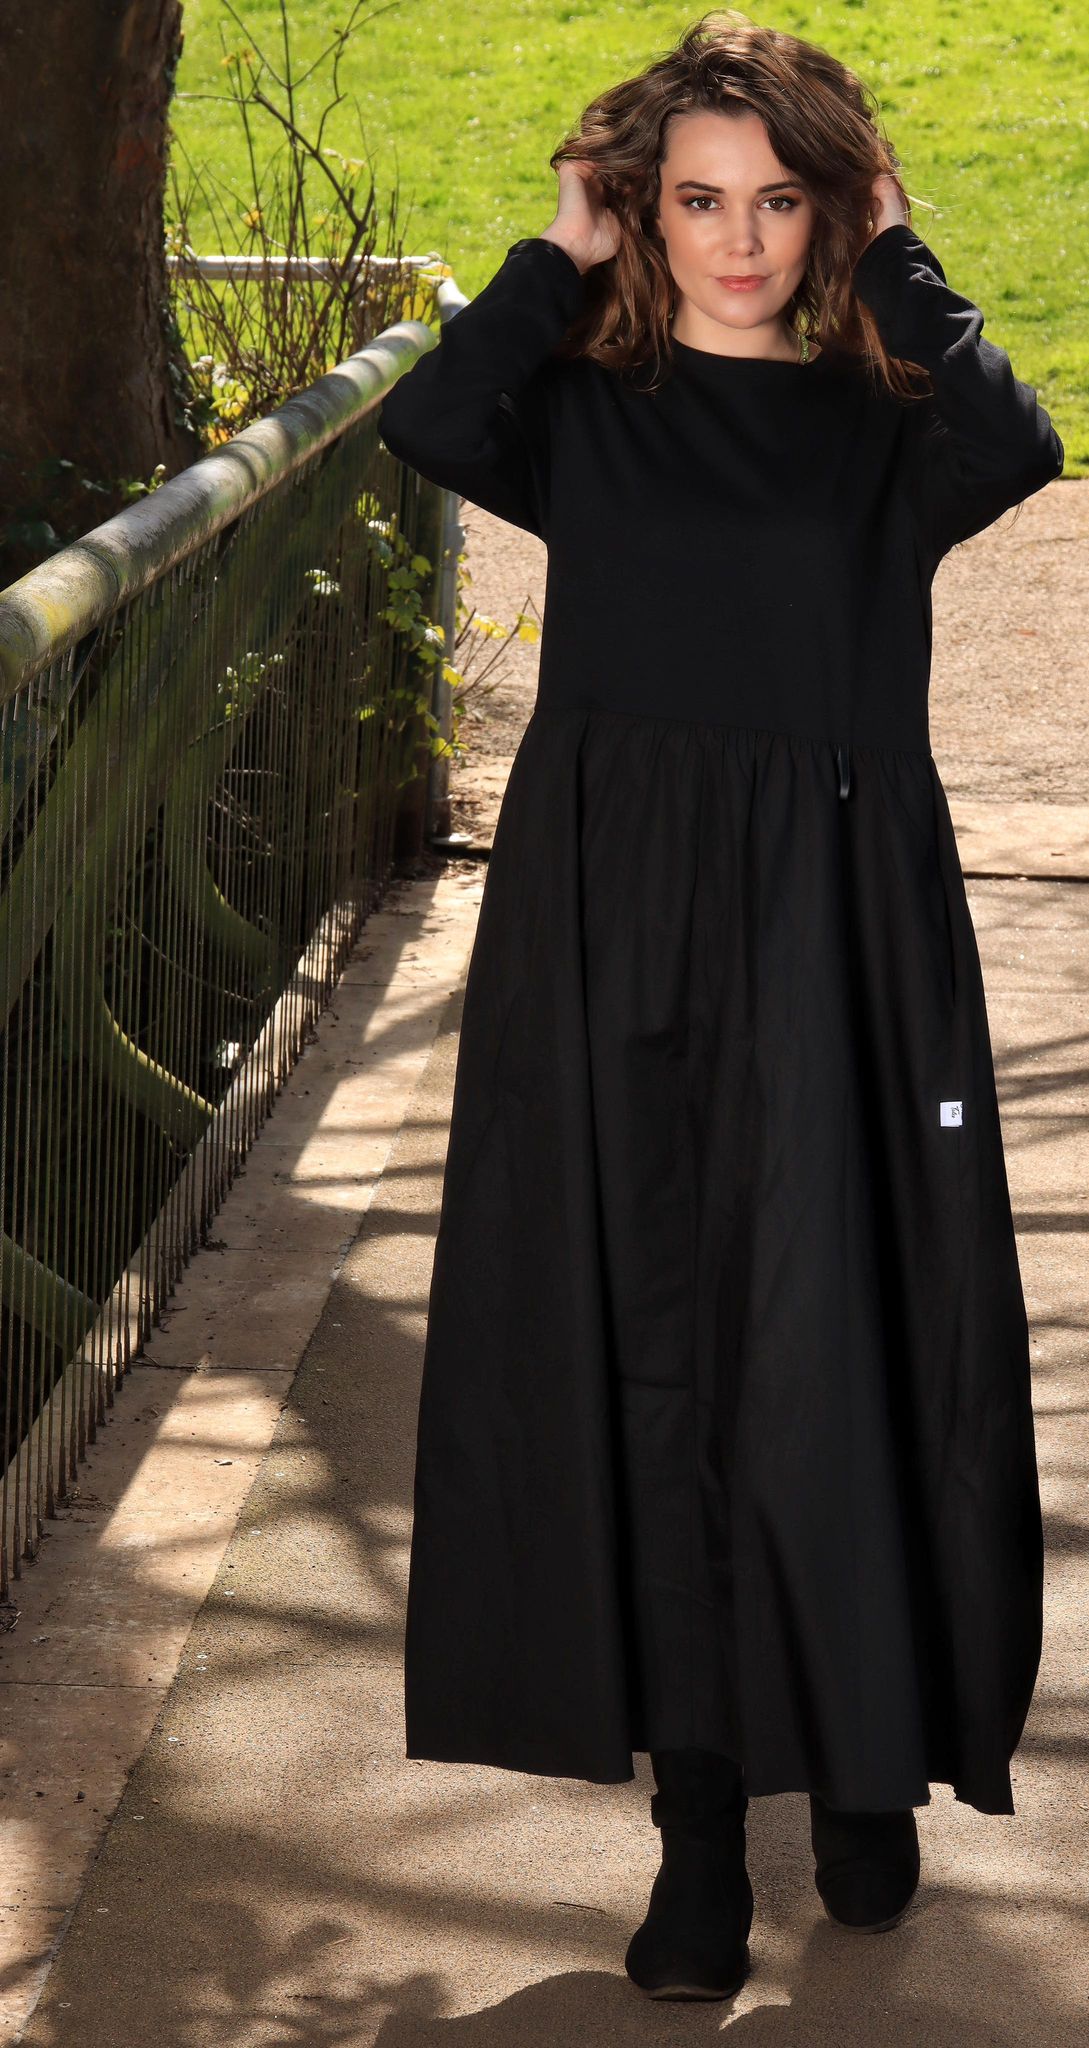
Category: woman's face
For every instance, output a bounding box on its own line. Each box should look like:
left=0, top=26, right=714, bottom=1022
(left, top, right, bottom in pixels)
left=654, top=106, right=817, bottom=357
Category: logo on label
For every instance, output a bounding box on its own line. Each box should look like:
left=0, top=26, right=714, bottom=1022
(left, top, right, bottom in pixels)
left=940, top=1100, right=963, bottom=1126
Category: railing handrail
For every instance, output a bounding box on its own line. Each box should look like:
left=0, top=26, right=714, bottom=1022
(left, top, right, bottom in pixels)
left=167, top=249, right=473, bottom=321
left=167, top=250, right=443, bottom=285
left=0, top=311, right=444, bottom=702
left=0, top=247, right=471, bottom=1605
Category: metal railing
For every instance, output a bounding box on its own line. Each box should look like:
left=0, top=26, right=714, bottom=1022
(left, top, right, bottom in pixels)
left=0, top=282, right=456, bottom=1595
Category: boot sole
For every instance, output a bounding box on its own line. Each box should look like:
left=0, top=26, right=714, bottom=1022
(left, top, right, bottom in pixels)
left=629, top=1943, right=751, bottom=2000
left=820, top=1898, right=913, bottom=1933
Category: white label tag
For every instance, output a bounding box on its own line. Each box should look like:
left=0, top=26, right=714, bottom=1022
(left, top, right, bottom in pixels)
left=940, top=1100, right=963, bottom=1127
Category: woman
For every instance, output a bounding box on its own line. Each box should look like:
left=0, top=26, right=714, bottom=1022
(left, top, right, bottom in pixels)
left=378, top=9, right=1063, bottom=2002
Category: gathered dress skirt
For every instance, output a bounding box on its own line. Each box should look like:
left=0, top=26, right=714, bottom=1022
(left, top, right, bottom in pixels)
left=403, top=700, right=1044, bottom=1816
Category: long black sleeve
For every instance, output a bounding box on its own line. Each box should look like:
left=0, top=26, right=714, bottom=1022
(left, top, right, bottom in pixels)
left=850, top=222, right=1064, bottom=569
left=377, top=236, right=587, bottom=538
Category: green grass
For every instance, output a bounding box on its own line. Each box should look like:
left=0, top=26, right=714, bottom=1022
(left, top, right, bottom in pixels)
left=173, top=1, right=1088, bottom=469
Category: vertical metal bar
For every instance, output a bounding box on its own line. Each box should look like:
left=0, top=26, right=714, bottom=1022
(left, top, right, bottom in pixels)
left=426, top=484, right=463, bottom=842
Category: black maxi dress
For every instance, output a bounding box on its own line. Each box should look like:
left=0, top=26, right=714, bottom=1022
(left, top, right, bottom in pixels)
left=377, top=223, right=1064, bottom=1816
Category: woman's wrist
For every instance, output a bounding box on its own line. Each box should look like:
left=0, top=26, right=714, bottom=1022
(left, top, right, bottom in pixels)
left=868, top=213, right=912, bottom=243
left=537, top=226, right=591, bottom=275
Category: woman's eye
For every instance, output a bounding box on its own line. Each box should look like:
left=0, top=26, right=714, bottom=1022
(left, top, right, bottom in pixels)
left=682, top=194, right=798, bottom=212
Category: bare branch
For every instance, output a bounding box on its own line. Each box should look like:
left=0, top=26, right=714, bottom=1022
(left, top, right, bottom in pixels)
left=167, top=0, right=416, bottom=439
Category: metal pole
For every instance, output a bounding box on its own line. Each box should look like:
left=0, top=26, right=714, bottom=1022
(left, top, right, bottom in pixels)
left=426, top=486, right=465, bottom=845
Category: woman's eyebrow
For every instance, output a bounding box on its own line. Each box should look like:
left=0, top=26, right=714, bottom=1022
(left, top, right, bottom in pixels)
left=673, top=178, right=801, bottom=194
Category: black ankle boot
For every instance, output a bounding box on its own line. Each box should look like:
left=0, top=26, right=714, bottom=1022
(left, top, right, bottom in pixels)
left=809, top=1791, right=920, bottom=1931
left=624, top=1748, right=753, bottom=2001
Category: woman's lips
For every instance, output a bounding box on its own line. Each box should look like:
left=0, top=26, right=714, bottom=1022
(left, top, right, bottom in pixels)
left=716, top=275, right=768, bottom=290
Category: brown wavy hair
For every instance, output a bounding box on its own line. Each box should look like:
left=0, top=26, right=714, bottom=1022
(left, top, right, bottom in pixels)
left=548, top=8, right=936, bottom=400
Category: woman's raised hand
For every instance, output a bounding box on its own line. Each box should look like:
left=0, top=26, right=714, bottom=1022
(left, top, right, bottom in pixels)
left=866, top=171, right=911, bottom=242
left=539, top=158, right=623, bottom=274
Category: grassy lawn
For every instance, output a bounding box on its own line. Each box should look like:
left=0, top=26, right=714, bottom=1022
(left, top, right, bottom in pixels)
left=173, top=1, right=1087, bottom=470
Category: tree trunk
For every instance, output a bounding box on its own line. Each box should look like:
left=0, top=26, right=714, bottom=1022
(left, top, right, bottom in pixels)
left=0, top=0, right=198, bottom=585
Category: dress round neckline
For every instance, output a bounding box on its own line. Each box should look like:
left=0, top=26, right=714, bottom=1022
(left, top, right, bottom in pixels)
left=670, top=333, right=828, bottom=370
